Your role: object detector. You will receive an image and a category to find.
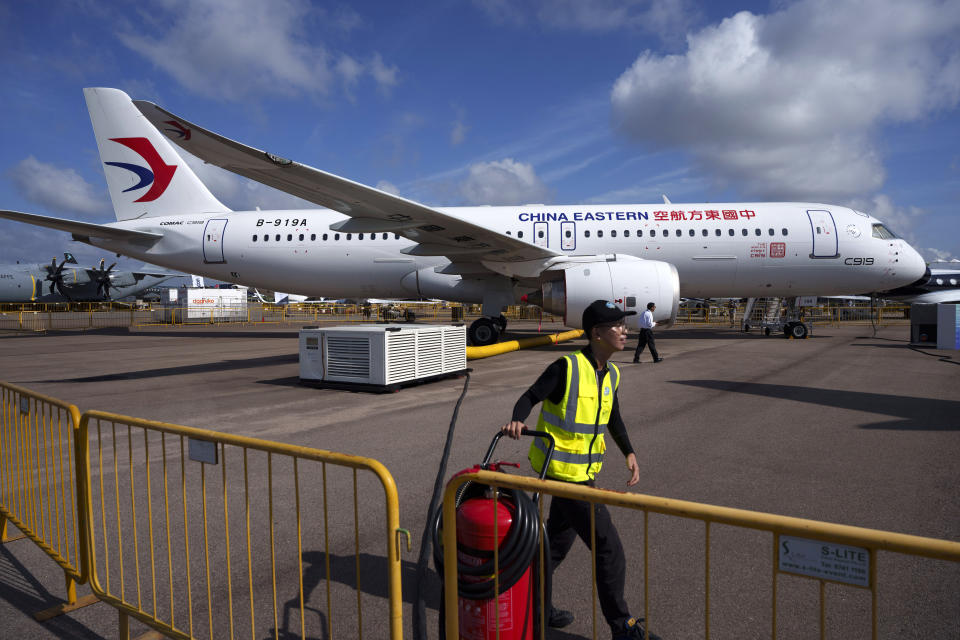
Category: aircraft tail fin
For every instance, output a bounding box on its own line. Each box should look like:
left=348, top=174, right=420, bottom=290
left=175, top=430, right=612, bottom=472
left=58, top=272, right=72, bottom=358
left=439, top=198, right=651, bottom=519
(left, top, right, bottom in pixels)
left=84, top=87, right=231, bottom=221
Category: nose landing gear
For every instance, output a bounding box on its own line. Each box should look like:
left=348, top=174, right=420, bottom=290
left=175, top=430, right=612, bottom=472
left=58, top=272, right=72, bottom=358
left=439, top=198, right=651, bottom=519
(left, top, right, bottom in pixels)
left=784, top=321, right=809, bottom=339
left=468, top=317, right=499, bottom=346
left=468, top=315, right=508, bottom=346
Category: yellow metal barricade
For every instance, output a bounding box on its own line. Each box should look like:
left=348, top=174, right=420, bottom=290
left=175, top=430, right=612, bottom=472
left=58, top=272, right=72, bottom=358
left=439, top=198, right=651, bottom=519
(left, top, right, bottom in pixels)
left=442, top=470, right=960, bottom=640
left=78, top=410, right=406, bottom=640
left=0, top=382, right=98, bottom=619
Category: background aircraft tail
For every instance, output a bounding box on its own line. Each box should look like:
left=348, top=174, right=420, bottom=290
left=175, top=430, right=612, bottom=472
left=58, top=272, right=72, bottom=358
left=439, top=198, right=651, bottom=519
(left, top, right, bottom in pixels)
left=84, top=87, right=230, bottom=221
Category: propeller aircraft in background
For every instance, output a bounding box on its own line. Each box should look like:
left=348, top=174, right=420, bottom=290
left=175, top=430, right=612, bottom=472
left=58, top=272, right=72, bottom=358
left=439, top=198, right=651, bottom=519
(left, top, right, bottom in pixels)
left=0, top=252, right=178, bottom=303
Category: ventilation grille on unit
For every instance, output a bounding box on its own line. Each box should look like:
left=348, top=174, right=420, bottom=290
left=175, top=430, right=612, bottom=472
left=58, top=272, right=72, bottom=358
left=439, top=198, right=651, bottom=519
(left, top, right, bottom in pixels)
left=385, top=333, right=416, bottom=384
left=326, top=336, right=371, bottom=379
left=416, top=331, right=443, bottom=378
left=443, top=328, right=467, bottom=370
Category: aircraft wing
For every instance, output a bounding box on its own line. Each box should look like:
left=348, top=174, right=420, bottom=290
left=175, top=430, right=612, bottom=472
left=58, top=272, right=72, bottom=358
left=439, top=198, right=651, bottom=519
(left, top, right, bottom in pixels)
left=132, top=263, right=183, bottom=278
left=80, top=267, right=179, bottom=279
left=0, top=210, right=162, bottom=243
left=134, top=100, right=562, bottom=266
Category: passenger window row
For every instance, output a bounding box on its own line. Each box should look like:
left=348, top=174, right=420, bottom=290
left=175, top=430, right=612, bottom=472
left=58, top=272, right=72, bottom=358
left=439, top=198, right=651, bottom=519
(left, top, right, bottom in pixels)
left=579, top=228, right=790, bottom=239
left=257, top=226, right=790, bottom=244
left=252, top=232, right=402, bottom=242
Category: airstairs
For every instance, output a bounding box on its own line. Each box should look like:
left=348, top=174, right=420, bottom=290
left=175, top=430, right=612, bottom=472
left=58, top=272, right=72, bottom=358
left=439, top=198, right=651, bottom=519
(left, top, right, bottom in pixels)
left=742, top=297, right=810, bottom=338
left=742, top=297, right=781, bottom=332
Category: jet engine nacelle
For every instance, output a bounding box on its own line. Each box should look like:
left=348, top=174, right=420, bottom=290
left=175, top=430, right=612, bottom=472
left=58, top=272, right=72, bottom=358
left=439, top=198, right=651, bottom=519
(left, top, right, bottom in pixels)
left=400, top=267, right=493, bottom=302
left=533, top=256, right=680, bottom=329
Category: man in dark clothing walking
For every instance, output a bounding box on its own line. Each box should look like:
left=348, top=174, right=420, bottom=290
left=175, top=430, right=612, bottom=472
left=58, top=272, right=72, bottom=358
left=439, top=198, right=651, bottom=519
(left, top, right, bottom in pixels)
left=633, top=302, right=662, bottom=363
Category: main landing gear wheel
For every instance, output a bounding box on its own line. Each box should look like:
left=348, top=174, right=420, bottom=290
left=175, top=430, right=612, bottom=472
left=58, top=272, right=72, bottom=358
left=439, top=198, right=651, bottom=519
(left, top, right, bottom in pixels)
left=785, top=321, right=809, bottom=339
left=468, top=317, right=501, bottom=346
left=496, top=314, right=508, bottom=331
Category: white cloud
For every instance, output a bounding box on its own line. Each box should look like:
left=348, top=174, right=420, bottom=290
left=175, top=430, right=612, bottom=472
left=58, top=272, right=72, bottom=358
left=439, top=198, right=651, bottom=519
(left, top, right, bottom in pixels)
left=460, top=159, right=551, bottom=205
left=9, top=156, right=107, bottom=217
left=537, top=0, right=696, bottom=35
left=923, top=247, right=959, bottom=262
left=472, top=0, right=526, bottom=26
left=180, top=152, right=313, bottom=211
left=118, top=78, right=163, bottom=103
left=845, top=193, right=925, bottom=244
left=474, top=0, right=698, bottom=37
left=451, top=121, right=468, bottom=146
left=370, top=53, right=399, bottom=95
left=327, top=6, right=363, bottom=33
left=118, top=0, right=399, bottom=101
left=336, top=54, right=364, bottom=92
left=585, top=165, right=707, bottom=203
left=451, top=106, right=468, bottom=146
left=542, top=149, right=617, bottom=183
left=611, top=0, right=960, bottom=201
left=0, top=219, right=155, bottom=273
left=375, top=180, right=401, bottom=196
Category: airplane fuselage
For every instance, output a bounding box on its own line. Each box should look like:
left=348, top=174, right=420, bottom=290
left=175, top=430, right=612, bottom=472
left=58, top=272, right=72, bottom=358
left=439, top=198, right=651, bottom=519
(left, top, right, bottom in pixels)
left=89, top=203, right=925, bottom=303
left=0, top=265, right=171, bottom=303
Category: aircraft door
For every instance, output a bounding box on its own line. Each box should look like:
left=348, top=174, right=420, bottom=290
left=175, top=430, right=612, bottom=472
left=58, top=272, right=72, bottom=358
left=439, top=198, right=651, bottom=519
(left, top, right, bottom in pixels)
left=534, top=221, right=548, bottom=248
left=807, top=210, right=839, bottom=258
left=203, top=218, right=228, bottom=264
left=561, top=221, right=576, bottom=251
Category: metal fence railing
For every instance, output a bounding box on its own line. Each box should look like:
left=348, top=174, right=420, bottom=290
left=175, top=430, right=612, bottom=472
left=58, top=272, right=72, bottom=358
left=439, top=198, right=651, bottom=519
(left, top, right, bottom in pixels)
left=0, top=302, right=565, bottom=332
left=677, top=302, right=914, bottom=330
left=442, top=470, right=960, bottom=640
left=77, top=410, right=406, bottom=640
left=0, top=382, right=98, bottom=620
left=0, top=300, right=914, bottom=333
left=4, top=378, right=958, bottom=637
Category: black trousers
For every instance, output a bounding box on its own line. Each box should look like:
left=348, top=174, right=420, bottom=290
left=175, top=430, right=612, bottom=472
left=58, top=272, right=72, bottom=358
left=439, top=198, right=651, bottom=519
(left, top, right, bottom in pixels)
left=634, top=328, right=659, bottom=361
left=547, top=489, right=631, bottom=632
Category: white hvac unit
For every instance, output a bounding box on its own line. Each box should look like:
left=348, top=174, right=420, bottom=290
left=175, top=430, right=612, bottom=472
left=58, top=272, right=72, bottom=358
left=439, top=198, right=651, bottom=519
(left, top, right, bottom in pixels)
left=299, top=324, right=467, bottom=389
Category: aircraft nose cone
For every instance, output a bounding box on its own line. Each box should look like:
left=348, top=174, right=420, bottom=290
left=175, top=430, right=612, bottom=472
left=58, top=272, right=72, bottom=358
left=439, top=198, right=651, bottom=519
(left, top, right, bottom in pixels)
left=902, top=243, right=927, bottom=283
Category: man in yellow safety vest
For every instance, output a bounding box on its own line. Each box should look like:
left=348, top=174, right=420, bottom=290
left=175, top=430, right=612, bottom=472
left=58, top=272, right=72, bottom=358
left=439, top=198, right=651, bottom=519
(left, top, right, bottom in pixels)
left=501, top=300, right=660, bottom=640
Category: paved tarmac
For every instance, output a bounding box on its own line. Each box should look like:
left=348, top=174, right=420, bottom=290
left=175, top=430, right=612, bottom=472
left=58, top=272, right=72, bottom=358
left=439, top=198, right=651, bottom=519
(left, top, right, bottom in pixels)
left=1, top=320, right=958, bottom=639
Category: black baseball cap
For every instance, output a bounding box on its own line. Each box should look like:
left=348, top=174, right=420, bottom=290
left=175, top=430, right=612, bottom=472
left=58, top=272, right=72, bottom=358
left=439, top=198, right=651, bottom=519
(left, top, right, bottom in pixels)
left=582, top=300, right=637, bottom=336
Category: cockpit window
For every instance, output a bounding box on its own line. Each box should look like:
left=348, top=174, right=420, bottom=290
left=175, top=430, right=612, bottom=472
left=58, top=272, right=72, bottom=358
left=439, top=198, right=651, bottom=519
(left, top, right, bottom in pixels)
left=871, top=223, right=898, bottom=239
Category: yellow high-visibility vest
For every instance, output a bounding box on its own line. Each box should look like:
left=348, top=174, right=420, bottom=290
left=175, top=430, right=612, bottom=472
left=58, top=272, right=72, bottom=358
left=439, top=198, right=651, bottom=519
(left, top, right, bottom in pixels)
left=529, top=351, right=619, bottom=482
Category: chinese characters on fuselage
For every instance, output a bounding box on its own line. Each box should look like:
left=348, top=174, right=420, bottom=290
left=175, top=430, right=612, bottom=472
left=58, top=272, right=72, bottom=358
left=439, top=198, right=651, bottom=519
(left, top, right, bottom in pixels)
left=518, top=210, right=757, bottom=222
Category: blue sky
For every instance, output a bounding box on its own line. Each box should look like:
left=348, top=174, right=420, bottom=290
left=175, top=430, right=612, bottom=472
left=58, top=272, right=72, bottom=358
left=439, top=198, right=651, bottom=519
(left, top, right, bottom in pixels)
left=2, top=0, right=959, bottom=271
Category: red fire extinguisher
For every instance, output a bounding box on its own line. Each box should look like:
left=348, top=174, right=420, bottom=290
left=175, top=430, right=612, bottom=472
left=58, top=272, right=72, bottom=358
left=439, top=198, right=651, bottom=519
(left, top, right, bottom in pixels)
left=434, top=429, right=556, bottom=640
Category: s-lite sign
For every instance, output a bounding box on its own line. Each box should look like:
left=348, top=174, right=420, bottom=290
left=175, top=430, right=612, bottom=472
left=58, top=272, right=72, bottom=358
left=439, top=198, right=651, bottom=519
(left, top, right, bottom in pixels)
left=778, top=535, right=870, bottom=587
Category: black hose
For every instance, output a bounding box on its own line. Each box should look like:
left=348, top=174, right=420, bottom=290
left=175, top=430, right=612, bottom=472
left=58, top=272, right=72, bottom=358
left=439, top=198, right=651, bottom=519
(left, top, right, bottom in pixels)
left=411, top=376, right=549, bottom=639
left=431, top=481, right=541, bottom=599
left=411, top=371, right=471, bottom=640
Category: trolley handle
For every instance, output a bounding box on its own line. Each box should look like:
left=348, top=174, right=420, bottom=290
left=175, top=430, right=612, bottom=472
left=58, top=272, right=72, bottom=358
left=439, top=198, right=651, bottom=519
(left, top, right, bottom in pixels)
left=482, top=428, right=556, bottom=481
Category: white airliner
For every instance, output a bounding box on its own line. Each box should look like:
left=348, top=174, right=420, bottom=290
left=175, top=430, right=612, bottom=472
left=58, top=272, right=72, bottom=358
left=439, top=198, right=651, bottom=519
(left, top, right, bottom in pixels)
left=883, top=263, right=960, bottom=304
left=0, top=88, right=928, bottom=344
